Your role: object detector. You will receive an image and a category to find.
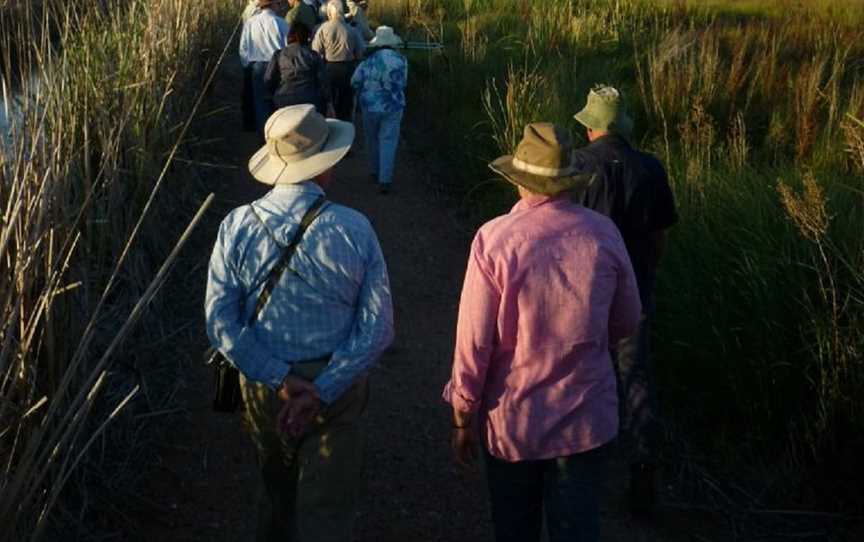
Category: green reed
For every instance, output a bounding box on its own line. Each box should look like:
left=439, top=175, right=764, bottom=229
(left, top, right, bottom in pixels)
left=0, top=0, right=237, bottom=539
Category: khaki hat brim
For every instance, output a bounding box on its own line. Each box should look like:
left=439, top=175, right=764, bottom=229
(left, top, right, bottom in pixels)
left=489, top=155, right=594, bottom=196
left=248, top=119, right=355, bottom=185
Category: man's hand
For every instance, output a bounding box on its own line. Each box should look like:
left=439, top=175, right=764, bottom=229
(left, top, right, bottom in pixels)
left=278, top=374, right=318, bottom=402
left=277, top=390, right=322, bottom=438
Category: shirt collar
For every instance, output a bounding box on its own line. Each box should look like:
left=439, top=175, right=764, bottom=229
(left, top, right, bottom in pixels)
left=270, top=181, right=325, bottom=199
left=510, top=192, right=567, bottom=212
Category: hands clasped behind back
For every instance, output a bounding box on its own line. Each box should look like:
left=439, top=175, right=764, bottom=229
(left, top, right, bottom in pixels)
left=277, top=374, right=322, bottom=438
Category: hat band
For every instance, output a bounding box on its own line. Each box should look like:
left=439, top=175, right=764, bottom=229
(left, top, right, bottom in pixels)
left=274, top=131, right=329, bottom=165
left=512, top=156, right=575, bottom=177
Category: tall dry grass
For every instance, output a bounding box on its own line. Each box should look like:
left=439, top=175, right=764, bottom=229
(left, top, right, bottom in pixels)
left=371, top=0, right=864, bottom=517
left=0, top=0, right=237, bottom=538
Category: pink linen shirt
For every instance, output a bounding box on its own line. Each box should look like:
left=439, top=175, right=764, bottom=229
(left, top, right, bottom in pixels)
left=443, top=194, right=642, bottom=462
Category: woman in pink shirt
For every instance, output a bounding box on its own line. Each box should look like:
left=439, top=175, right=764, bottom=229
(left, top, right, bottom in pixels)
left=443, top=123, right=642, bottom=542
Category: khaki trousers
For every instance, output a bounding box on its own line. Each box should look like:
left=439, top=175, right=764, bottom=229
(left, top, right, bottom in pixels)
left=240, top=362, right=368, bottom=542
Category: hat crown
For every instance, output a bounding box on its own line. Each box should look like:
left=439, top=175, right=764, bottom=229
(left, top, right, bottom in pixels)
left=265, top=104, right=329, bottom=163
left=513, top=123, right=574, bottom=173
left=585, top=86, right=621, bottom=125
left=375, top=26, right=395, bottom=39
left=369, top=25, right=402, bottom=47
left=574, top=85, right=634, bottom=136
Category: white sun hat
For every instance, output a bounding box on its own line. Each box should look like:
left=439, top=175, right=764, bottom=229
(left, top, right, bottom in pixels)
left=248, top=104, right=355, bottom=185
left=368, top=26, right=404, bottom=48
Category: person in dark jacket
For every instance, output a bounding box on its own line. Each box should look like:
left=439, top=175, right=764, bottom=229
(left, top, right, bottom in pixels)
left=571, top=85, right=678, bottom=520
left=264, top=22, right=329, bottom=114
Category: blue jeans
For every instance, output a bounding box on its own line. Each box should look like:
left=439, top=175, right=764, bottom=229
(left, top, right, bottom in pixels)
left=362, top=109, right=403, bottom=185
left=484, top=444, right=610, bottom=542
left=613, top=294, right=658, bottom=463
left=250, top=61, right=273, bottom=137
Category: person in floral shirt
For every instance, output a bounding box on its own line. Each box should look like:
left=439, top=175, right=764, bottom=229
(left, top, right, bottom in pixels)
left=351, top=26, right=407, bottom=194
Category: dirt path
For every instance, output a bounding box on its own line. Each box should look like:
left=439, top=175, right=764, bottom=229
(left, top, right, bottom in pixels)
left=131, top=56, right=708, bottom=542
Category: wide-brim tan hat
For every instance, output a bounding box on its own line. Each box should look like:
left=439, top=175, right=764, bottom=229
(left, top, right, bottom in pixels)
left=368, top=25, right=403, bottom=48
left=489, top=123, right=593, bottom=196
left=574, top=85, right=634, bottom=136
left=249, top=104, right=354, bottom=185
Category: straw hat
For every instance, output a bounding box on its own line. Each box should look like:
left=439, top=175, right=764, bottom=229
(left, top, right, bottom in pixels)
left=248, top=104, right=354, bottom=185
left=489, top=123, right=592, bottom=196
left=368, top=26, right=403, bottom=48
left=573, top=85, right=634, bottom=136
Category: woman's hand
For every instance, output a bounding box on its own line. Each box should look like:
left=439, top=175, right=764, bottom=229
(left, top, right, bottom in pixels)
left=451, top=426, right=479, bottom=468
left=451, top=408, right=478, bottom=467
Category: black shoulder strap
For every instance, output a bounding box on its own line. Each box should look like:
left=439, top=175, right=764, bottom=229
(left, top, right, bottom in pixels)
left=248, top=194, right=327, bottom=326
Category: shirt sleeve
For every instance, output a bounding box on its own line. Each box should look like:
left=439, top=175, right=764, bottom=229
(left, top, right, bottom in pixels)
left=311, top=25, right=325, bottom=56
left=239, top=21, right=253, bottom=67
left=442, top=232, right=500, bottom=414
left=350, top=59, right=365, bottom=89
left=313, top=224, right=395, bottom=404
left=607, top=232, right=642, bottom=343
left=648, top=161, right=678, bottom=232
left=205, top=217, right=290, bottom=390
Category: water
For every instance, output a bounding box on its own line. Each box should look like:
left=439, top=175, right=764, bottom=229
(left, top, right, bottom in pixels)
left=0, top=94, right=14, bottom=150
left=0, top=75, right=38, bottom=150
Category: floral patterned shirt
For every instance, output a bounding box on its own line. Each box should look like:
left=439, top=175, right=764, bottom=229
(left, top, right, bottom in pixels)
left=351, top=48, right=408, bottom=114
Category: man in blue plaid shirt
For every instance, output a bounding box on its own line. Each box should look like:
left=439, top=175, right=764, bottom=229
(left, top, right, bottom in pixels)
left=205, top=104, right=394, bottom=542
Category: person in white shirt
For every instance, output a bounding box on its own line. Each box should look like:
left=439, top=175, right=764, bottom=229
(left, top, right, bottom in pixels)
left=241, top=0, right=263, bottom=132
left=239, top=0, right=290, bottom=136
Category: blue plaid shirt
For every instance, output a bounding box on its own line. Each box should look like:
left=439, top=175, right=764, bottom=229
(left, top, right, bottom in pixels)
left=205, top=182, right=394, bottom=403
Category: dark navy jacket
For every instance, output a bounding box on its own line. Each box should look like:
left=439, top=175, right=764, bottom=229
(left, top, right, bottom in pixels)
left=573, top=135, right=678, bottom=304
left=264, top=43, right=329, bottom=113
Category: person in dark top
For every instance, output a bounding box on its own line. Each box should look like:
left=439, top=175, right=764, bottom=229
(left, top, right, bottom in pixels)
left=264, top=22, right=329, bottom=115
left=571, top=85, right=678, bottom=520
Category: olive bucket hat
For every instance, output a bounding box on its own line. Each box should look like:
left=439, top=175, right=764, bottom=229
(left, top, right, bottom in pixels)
left=573, top=85, right=634, bottom=137
left=489, top=123, right=593, bottom=196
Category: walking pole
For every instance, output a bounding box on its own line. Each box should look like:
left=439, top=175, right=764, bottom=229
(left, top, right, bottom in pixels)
left=400, top=41, right=444, bottom=52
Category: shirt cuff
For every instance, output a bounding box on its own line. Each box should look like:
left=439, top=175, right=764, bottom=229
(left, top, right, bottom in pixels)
left=260, top=357, right=291, bottom=391
left=313, top=375, right=342, bottom=405
left=442, top=381, right=480, bottom=414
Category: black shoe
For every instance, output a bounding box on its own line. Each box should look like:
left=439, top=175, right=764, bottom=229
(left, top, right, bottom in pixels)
left=629, top=462, right=656, bottom=520
left=379, top=184, right=390, bottom=195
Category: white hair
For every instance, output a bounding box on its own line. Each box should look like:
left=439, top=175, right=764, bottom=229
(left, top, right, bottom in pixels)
left=326, top=0, right=345, bottom=21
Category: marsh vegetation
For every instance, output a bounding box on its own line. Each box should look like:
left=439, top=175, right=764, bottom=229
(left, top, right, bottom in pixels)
left=0, top=0, right=237, bottom=538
